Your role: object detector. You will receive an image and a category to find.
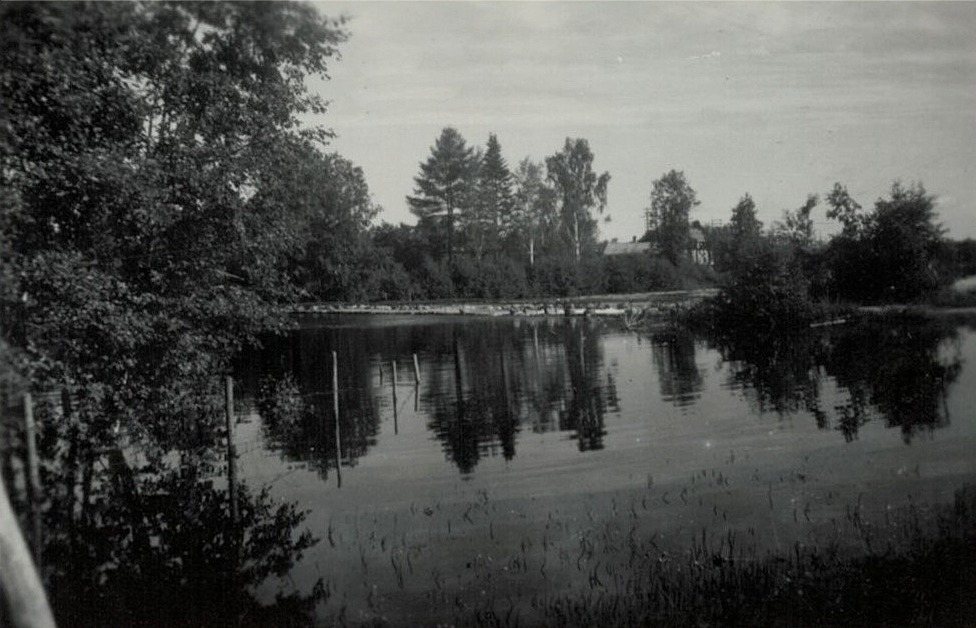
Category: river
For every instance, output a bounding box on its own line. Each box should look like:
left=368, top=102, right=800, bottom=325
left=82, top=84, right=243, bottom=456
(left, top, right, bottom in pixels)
left=227, top=312, right=976, bottom=626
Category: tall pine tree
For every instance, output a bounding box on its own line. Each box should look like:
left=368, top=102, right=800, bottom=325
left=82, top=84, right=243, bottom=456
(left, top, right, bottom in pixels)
left=407, top=127, right=477, bottom=267
left=467, top=133, right=515, bottom=259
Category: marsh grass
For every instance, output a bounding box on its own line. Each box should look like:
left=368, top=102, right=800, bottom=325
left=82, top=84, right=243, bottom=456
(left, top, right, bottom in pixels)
left=316, top=484, right=976, bottom=628
left=496, top=485, right=976, bottom=628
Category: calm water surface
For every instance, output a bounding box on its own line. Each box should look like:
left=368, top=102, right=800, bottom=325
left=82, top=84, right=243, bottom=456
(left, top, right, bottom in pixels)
left=234, top=313, right=976, bottom=624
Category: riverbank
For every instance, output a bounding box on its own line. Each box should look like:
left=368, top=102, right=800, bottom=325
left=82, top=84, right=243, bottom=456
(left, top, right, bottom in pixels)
left=290, top=288, right=719, bottom=318
left=860, top=304, right=976, bottom=316
left=289, top=285, right=976, bottom=324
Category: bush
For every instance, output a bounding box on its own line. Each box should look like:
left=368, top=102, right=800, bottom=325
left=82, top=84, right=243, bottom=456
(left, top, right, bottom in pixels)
left=452, top=254, right=529, bottom=299
left=531, top=254, right=606, bottom=297
left=604, top=253, right=683, bottom=293
left=707, top=238, right=818, bottom=334
left=822, top=181, right=945, bottom=304
left=415, top=256, right=455, bottom=300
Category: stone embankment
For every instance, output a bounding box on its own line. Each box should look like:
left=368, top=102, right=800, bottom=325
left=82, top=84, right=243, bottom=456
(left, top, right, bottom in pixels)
left=291, top=288, right=718, bottom=319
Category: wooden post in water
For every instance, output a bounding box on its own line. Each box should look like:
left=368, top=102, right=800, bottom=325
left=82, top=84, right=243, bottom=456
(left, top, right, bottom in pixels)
left=224, top=376, right=238, bottom=528
left=412, top=353, right=421, bottom=413
left=332, top=351, right=342, bottom=488
left=391, top=360, right=399, bottom=435
left=23, top=393, right=42, bottom=570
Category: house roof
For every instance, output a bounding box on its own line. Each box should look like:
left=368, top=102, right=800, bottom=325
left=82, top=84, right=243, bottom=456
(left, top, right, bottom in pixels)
left=603, top=241, right=652, bottom=256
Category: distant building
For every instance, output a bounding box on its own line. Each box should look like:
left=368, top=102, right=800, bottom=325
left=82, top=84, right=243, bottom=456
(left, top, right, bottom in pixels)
left=603, top=237, right=653, bottom=257
left=604, top=226, right=712, bottom=265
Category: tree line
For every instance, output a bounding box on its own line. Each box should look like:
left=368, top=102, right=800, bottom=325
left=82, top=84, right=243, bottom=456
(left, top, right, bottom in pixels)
left=331, top=135, right=972, bottom=306
left=684, top=179, right=972, bottom=333
left=370, top=129, right=614, bottom=300
left=346, top=131, right=727, bottom=301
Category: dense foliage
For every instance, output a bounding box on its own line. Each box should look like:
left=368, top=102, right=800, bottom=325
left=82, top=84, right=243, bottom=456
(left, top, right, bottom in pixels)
left=694, top=180, right=954, bottom=336
left=644, top=170, right=700, bottom=265
left=823, top=181, right=944, bottom=302
left=1, top=2, right=349, bottom=623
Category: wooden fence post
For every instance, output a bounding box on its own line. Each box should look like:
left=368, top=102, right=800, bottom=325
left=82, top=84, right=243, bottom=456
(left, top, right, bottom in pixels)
left=225, top=376, right=238, bottom=528
left=23, top=393, right=42, bottom=570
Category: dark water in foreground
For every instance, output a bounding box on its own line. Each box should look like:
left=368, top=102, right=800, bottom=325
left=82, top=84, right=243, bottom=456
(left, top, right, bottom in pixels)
left=228, top=313, right=976, bottom=625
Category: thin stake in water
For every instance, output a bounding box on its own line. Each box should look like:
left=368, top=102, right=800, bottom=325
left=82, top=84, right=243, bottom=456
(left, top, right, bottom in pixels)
left=392, top=359, right=399, bottom=435
left=333, top=351, right=343, bottom=488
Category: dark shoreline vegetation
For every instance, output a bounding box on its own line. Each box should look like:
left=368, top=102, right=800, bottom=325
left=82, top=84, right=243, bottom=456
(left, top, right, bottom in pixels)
left=528, top=485, right=976, bottom=628
left=2, top=3, right=976, bottom=628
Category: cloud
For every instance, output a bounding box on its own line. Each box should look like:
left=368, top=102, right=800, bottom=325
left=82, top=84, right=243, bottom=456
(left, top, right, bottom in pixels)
left=314, top=1, right=976, bottom=240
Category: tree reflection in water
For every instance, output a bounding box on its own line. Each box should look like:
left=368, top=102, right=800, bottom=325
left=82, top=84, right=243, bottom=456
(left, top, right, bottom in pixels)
left=249, top=317, right=617, bottom=475
left=705, top=313, right=963, bottom=442
left=13, top=391, right=326, bottom=628
left=245, top=313, right=965, bottom=482
left=246, top=325, right=382, bottom=480
left=426, top=326, right=524, bottom=473
left=648, top=328, right=705, bottom=408
left=826, top=314, right=962, bottom=442
left=558, top=319, right=609, bottom=452
left=425, top=318, right=615, bottom=469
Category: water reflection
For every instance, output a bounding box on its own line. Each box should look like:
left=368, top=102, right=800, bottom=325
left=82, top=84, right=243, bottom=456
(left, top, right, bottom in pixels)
left=825, top=315, right=962, bottom=442
left=707, top=323, right=827, bottom=417
left=13, top=392, right=325, bottom=628
left=425, top=328, right=520, bottom=472
left=241, top=318, right=618, bottom=474
left=706, top=313, right=964, bottom=442
left=239, top=313, right=968, bottom=479
left=246, top=326, right=383, bottom=479
left=648, top=328, right=705, bottom=407
left=423, top=319, right=614, bottom=469
left=558, top=321, right=609, bottom=451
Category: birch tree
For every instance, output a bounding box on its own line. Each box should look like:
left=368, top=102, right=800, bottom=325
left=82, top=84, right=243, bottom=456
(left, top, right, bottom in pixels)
left=545, top=138, right=610, bottom=262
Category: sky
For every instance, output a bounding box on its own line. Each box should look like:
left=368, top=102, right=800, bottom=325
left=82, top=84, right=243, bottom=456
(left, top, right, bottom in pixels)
left=305, top=1, right=976, bottom=241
